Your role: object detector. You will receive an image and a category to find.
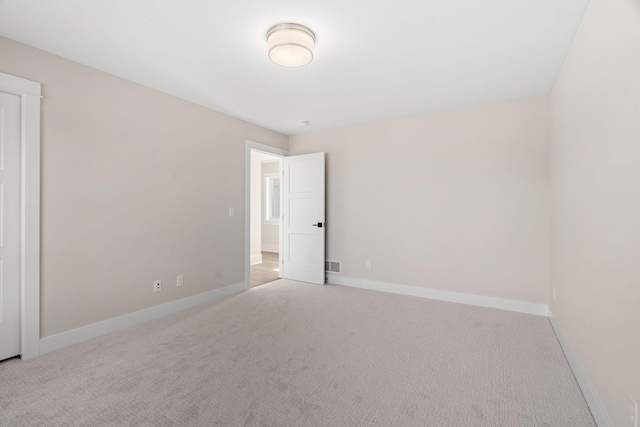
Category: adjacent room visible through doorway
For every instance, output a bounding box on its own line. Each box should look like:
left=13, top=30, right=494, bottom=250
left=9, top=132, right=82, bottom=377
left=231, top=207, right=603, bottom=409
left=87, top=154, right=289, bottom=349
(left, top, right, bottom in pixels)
left=249, top=150, right=282, bottom=287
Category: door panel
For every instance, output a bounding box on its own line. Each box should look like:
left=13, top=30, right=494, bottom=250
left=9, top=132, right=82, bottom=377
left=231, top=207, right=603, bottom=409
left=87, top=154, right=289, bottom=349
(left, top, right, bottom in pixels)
left=289, top=198, right=318, bottom=229
left=0, top=91, right=22, bottom=361
left=289, top=234, right=318, bottom=265
left=282, top=153, right=325, bottom=285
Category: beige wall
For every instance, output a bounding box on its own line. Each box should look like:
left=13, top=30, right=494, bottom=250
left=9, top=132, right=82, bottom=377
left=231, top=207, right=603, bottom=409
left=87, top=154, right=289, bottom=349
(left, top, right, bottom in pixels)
left=549, top=0, right=640, bottom=424
left=290, top=96, right=550, bottom=304
left=0, top=37, right=288, bottom=337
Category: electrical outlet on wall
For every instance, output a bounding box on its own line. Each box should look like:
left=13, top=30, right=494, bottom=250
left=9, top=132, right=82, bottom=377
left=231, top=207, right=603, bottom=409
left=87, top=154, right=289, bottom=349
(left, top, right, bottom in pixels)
left=365, top=261, right=372, bottom=270
left=630, top=395, right=638, bottom=427
left=154, top=280, right=162, bottom=293
left=177, top=274, right=184, bottom=287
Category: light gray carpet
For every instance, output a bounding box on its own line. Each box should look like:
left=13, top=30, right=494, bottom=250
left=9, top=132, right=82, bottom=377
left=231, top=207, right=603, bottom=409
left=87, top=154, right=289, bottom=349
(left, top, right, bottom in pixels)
left=0, top=280, right=595, bottom=426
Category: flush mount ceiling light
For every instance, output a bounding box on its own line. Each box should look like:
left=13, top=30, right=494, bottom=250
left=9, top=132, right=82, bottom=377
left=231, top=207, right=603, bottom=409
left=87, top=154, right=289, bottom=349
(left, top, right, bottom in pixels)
left=267, top=23, right=315, bottom=67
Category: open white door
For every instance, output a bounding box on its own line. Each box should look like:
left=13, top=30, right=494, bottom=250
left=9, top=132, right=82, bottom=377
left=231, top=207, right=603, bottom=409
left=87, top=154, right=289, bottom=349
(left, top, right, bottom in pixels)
left=0, top=90, right=22, bottom=360
left=282, top=153, right=325, bottom=285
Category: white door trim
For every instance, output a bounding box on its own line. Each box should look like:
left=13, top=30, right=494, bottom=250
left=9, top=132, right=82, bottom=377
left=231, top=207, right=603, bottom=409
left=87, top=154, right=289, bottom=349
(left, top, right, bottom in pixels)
left=0, top=72, right=41, bottom=360
left=244, top=141, right=288, bottom=288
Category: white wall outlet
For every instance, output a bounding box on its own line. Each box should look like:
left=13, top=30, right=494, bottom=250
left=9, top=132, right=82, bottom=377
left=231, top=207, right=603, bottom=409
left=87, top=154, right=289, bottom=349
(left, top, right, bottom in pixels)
left=229, top=207, right=234, bottom=217
left=630, top=395, right=638, bottom=427
left=365, top=261, right=372, bottom=270
left=177, top=274, right=184, bottom=287
left=154, top=280, right=162, bottom=292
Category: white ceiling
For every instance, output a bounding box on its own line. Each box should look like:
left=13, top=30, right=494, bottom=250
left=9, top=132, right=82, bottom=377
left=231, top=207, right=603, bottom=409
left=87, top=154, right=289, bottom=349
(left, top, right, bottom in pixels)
left=0, top=0, right=588, bottom=135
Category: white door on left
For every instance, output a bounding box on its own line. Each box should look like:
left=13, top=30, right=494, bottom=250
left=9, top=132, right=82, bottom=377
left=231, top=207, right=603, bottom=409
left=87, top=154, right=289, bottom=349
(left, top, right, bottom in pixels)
left=0, top=90, right=22, bottom=361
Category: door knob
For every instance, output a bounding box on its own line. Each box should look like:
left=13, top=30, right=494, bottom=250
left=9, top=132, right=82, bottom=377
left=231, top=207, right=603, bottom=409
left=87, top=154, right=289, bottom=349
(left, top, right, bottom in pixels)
left=312, top=222, right=324, bottom=228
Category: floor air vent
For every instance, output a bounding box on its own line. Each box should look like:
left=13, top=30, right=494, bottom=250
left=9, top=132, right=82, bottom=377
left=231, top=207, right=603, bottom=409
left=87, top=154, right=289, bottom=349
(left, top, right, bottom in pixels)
left=325, top=260, right=341, bottom=274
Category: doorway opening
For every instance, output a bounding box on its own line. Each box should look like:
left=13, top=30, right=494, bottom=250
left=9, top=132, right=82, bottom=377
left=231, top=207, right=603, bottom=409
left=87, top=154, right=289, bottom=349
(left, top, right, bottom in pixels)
left=244, top=141, right=326, bottom=288
left=250, top=151, right=282, bottom=287
left=244, top=141, right=287, bottom=289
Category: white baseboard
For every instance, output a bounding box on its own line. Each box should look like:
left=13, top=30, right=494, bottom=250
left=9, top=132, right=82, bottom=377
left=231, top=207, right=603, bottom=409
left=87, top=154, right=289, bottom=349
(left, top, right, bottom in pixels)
left=327, top=274, right=549, bottom=317
left=548, top=309, right=611, bottom=427
left=39, top=281, right=248, bottom=356
left=250, top=254, right=262, bottom=265
left=261, top=244, right=279, bottom=253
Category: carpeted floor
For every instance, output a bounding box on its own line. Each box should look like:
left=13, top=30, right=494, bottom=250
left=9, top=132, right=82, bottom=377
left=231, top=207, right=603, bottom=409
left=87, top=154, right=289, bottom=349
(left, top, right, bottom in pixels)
left=0, top=280, right=595, bottom=426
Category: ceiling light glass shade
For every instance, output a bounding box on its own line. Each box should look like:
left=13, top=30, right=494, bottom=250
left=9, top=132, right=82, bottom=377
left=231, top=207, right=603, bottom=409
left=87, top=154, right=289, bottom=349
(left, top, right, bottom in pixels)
left=267, top=23, right=315, bottom=67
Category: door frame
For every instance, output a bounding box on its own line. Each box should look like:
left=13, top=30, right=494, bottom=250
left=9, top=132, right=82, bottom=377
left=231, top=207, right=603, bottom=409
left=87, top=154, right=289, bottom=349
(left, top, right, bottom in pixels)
left=244, top=140, right=288, bottom=288
left=0, top=72, right=41, bottom=360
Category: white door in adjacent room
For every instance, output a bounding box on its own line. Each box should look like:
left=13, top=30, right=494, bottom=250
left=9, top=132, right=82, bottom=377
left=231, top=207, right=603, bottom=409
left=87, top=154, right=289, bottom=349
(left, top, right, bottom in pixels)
left=0, top=90, right=22, bottom=361
left=282, top=152, right=325, bottom=285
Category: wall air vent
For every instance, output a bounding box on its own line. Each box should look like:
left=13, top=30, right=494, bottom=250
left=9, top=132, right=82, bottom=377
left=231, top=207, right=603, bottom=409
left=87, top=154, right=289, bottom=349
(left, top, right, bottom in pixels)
left=325, top=260, right=341, bottom=274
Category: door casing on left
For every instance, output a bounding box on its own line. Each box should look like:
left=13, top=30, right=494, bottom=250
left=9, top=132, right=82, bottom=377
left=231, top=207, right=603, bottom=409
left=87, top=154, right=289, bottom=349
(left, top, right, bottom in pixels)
left=0, top=72, right=41, bottom=360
